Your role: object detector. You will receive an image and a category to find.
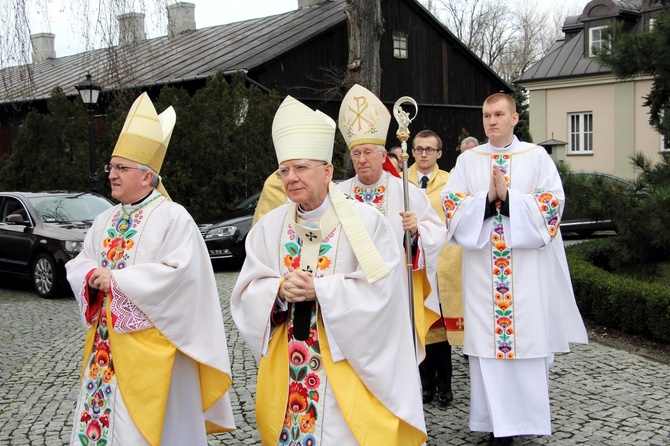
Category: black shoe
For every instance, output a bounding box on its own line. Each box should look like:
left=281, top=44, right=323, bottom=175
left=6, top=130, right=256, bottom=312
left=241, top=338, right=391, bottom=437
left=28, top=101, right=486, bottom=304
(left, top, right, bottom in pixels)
left=437, top=390, right=453, bottom=406
left=488, top=433, right=514, bottom=445
left=422, top=388, right=434, bottom=404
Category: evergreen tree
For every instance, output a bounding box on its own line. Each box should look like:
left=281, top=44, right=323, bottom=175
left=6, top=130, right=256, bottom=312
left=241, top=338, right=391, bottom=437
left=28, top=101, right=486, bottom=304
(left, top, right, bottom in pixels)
left=0, top=74, right=281, bottom=223
left=614, top=152, right=670, bottom=267
left=156, top=73, right=280, bottom=222
left=511, top=86, right=532, bottom=143
left=0, top=88, right=91, bottom=191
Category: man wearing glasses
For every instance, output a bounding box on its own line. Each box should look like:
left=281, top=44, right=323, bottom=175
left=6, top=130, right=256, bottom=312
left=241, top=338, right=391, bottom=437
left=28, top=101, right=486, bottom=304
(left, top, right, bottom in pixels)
left=66, top=93, right=235, bottom=445
left=406, top=130, right=463, bottom=408
left=231, top=96, right=427, bottom=445
left=337, top=84, right=446, bottom=367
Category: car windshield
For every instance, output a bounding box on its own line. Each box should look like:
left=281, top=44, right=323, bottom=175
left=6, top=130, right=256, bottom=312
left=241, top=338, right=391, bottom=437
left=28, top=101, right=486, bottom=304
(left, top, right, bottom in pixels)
left=29, top=195, right=111, bottom=223
left=235, top=192, right=261, bottom=211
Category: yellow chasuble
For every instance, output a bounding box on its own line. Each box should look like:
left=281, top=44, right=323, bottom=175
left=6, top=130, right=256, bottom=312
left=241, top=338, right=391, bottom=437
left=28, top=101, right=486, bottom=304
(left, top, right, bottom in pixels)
left=413, top=268, right=437, bottom=349
left=79, top=294, right=231, bottom=445
left=256, top=313, right=425, bottom=445
left=407, top=163, right=464, bottom=345
left=253, top=173, right=287, bottom=226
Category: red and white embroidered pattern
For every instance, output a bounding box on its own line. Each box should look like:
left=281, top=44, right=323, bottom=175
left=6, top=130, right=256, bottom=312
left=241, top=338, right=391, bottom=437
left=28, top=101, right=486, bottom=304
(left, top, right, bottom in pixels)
left=109, top=280, right=152, bottom=334
left=76, top=284, right=95, bottom=327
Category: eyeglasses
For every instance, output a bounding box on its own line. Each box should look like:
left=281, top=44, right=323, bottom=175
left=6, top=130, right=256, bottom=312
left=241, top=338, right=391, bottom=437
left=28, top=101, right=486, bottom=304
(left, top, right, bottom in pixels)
left=276, top=162, right=328, bottom=179
left=104, top=163, right=141, bottom=173
left=412, top=148, right=439, bottom=155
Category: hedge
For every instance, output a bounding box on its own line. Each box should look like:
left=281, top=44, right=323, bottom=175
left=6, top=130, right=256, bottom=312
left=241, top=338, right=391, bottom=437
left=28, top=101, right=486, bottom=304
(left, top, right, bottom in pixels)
left=566, top=248, right=670, bottom=343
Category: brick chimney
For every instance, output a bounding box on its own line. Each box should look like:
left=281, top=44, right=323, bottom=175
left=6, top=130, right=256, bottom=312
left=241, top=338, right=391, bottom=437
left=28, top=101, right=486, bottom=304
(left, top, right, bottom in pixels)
left=168, top=2, right=196, bottom=37
left=30, top=33, right=56, bottom=63
left=118, top=12, right=146, bottom=45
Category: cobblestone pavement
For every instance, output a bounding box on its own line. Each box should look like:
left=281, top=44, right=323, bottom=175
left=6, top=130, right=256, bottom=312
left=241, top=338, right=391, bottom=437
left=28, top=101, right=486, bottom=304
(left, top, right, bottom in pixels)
left=1, top=269, right=669, bottom=446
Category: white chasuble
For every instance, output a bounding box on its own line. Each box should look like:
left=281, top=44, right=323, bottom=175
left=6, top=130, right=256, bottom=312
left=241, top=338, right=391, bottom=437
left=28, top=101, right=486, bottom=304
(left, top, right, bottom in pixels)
left=67, top=191, right=235, bottom=446
left=277, top=205, right=358, bottom=445
left=337, top=172, right=445, bottom=361
left=71, top=194, right=165, bottom=446
left=440, top=137, right=588, bottom=437
left=440, top=138, right=588, bottom=359
left=232, top=199, right=427, bottom=446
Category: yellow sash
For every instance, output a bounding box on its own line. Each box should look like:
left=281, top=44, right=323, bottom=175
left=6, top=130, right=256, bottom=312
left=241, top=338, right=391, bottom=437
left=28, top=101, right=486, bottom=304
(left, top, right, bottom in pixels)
left=414, top=268, right=440, bottom=351
left=255, top=320, right=425, bottom=445
left=81, top=297, right=231, bottom=445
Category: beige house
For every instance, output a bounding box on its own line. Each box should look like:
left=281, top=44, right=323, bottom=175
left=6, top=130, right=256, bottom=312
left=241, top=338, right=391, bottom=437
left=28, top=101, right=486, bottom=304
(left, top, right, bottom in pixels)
left=516, top=0, right=665, bottom=180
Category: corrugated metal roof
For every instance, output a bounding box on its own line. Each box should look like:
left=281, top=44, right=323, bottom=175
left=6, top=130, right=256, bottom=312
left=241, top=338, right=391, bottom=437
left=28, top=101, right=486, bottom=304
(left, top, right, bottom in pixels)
left=0, top=1, right=346, bottom=105
left=516, top=31, right=610, bottom=83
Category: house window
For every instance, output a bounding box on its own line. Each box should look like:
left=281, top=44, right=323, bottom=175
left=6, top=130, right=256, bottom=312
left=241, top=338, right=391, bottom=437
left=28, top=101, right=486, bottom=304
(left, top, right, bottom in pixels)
left=649, top=17, right=656, bottom=31
left=589, top=26, right=609, bottom=57
left=393, top=31, right=408, bottom=59
left=661, top=133, right=669, bottom=152
left=569, top=112, right=593, bottom=153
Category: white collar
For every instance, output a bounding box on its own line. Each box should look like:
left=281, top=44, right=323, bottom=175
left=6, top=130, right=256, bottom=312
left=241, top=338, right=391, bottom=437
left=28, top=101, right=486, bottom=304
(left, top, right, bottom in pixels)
left=297, top=194, right=331, bottom=221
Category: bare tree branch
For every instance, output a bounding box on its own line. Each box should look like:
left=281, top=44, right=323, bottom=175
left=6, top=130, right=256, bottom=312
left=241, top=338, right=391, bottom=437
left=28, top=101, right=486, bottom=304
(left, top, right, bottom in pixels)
left=424, top=0, right=580, bottom=82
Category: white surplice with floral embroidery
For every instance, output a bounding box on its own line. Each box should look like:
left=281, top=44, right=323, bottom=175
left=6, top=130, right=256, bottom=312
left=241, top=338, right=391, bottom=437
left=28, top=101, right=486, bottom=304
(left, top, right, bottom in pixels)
left=439, top=137, right=588, bottom=359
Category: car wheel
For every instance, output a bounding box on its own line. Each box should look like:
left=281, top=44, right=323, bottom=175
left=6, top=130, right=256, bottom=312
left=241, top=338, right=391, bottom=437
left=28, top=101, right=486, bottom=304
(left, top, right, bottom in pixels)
left=32, top=253, right=60, bottom=299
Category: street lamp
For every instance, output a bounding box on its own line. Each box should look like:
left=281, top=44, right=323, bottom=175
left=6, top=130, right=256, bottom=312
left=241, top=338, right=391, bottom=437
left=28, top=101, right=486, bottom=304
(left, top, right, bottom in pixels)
left=75, top=73, right=101, bottom=193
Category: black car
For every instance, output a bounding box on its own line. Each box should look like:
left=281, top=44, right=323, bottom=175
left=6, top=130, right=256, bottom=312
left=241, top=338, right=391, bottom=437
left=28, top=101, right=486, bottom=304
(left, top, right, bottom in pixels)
left=201, top=192, right=261, bottom=262
left=561, top=172, right=636, bottom=236
left=0, top=191, right=114, bottom=298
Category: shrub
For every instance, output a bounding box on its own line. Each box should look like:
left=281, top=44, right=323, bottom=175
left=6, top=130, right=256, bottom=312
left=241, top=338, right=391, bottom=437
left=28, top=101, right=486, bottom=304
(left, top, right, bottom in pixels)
left=566, top=245, right=670, bottom=343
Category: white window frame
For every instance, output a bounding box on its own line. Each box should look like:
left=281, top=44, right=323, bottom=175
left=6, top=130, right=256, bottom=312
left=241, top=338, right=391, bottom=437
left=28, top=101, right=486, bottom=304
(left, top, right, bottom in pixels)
left=569, top=112, right=593, bottom=153
left=393, top=31, right=408, bottom=59
left=649, top=17, right=656, bottom=31
left=589, top=26, right=609, bottom=57
left=660, top=110, right=668, bottom=152
left=661, top=133, right=669, bottom=152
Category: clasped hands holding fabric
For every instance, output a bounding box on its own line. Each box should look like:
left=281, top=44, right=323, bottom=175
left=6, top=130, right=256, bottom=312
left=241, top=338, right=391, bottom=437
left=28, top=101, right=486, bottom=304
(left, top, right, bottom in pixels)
left=279, top=269, right=317, bottom=303
left=89, top=268, right=113, bottom=294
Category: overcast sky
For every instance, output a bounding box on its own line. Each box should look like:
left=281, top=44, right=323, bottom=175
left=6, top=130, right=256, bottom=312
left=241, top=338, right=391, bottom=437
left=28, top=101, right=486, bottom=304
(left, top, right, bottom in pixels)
left=32, top=0, right=296, bottom=57
left=31, top=0, right=581, bottom=59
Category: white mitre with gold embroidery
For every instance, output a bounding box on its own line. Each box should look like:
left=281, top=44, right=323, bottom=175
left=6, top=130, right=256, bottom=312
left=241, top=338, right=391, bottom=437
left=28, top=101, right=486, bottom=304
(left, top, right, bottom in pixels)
left=112, top=92, right=176, bottom=200
left=338, top=84, right=391, bottom=149
left=272, top=95, right=335, bottom=164
left=272, top=95, right=389, bottom=283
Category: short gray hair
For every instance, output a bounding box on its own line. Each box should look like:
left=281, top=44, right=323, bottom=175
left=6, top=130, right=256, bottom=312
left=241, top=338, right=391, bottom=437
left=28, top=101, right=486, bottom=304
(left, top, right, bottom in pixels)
left=460, top=136, right=479, bottom=149
left=347, top=144, right=387, bottom=165
left=135, top=162, right=160, bottom=188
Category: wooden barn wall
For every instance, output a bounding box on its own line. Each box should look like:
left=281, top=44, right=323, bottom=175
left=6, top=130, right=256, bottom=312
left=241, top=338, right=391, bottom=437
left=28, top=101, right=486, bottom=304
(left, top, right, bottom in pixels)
left=0, top=123, right=13, bottom=159
left=411, top=104, right=484, bottom=171
left=380, top=0, right=508, bottom=107
left=254, top=0, right=502, bottom=172
left=253, top=25, right=349, bottom=104
left=446, top=45, right=508, bottom=105
left=380, top=0, right=446, bottom=104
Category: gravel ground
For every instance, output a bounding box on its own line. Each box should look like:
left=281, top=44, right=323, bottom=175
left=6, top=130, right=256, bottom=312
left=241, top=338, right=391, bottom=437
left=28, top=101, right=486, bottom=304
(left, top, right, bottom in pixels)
left=584, top=318, right=670, bottom=365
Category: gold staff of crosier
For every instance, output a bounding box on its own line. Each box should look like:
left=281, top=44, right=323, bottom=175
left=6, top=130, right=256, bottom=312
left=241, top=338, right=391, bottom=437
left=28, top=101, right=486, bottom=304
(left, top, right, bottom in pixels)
left=393, top=96, right=418, bottom=357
